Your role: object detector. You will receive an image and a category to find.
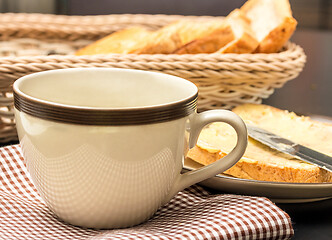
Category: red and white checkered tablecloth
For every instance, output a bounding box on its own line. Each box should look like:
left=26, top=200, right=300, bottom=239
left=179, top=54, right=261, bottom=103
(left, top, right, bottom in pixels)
left=0, top=145, right=294, bottom=239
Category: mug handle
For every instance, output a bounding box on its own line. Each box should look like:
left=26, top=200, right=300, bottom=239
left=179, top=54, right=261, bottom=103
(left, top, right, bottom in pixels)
left=163, top=109, right=248, bottom=204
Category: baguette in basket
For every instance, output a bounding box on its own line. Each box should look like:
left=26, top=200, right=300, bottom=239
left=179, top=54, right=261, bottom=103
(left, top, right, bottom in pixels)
left=75, top=0, right=297, bottom=55
left=187, top=104, right=332, bottom=183
left=75, top=26, right=182, bottom=54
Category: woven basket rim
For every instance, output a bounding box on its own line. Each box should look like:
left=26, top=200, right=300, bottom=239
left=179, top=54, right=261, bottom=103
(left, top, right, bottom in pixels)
left=0, top=42, right=305, bottom=64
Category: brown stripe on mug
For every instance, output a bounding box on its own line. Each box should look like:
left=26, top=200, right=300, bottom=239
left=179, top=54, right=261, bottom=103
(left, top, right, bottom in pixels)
left=14, top=91, right=198, bottom=126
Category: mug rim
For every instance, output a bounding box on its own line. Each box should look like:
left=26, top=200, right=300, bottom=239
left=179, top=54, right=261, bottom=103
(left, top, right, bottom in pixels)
left=13, top=68, right=198, bottom=125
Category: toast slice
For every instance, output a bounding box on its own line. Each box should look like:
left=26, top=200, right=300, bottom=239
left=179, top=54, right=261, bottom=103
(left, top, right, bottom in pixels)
left=187, top=104, right=332, bottom=183
left=217, top=9, right=259, bottom=53
left=75, top=25, right=182, bottom=55
left=241, top=0, right=297, bottom=53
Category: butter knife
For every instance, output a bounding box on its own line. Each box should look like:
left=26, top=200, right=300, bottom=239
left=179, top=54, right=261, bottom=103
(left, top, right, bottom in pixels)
left=246, top=124, right=332, bottom=172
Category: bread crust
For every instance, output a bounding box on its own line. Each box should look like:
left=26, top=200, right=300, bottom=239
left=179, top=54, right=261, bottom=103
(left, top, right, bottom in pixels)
left=188, top=145, right=332, bottom=183
left=255, top=17, right=297, bottom=53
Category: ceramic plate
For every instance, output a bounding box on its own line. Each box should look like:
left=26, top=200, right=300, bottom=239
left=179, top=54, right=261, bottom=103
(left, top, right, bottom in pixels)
left=183, top=158, right=332, bottom=203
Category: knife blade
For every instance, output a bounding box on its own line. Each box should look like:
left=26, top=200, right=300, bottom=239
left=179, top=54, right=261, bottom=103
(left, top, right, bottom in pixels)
left=246, top=124, right=332, bottom=172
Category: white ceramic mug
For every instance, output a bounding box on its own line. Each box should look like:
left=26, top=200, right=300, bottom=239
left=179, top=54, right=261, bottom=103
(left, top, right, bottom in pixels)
left=13, top=68, right=247, bottom=229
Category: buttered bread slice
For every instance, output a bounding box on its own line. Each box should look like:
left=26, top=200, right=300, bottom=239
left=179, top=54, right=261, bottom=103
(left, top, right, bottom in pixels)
left=187, top=104, right=332, bottom=183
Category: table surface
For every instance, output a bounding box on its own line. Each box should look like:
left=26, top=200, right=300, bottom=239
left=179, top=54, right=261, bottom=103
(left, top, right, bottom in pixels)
left=277, top=198, right=332, bottom=239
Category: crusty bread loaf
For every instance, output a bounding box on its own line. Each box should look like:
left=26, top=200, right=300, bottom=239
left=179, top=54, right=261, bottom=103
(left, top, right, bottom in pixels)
left=75, top=0, right=297, bottom=55
left=241, top=0, right=297, bottom=53
left=187, top=104, right=332, bottom=183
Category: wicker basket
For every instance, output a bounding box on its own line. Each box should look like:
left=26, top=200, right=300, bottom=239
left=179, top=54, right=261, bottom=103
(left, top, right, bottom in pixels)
left=0, top=13, right=306, bottom=143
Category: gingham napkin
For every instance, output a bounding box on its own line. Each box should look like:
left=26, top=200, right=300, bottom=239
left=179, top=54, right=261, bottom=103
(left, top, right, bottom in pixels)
left=0, top=145, right=294, bottom=239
